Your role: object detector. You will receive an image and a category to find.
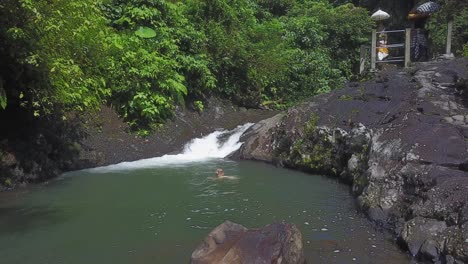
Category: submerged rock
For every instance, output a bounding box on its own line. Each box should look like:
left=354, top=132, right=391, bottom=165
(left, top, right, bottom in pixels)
left=233, top=58, right=468, bottom=262
left=190, top=221, right=305, bottom=264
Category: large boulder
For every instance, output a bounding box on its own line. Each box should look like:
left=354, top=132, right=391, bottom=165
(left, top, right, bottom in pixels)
left=190, top=221, right=305, bottom=264
left=232, top=113, right=284, bottom=162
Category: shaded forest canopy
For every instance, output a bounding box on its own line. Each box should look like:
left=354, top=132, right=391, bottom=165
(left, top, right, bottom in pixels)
left=0, top=0, right=374, bottom=131
left=0, top=0, right=466, bottom=132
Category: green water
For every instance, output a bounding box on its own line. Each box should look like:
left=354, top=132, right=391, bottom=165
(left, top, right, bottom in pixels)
left=0, top=160, right=411, bottom=263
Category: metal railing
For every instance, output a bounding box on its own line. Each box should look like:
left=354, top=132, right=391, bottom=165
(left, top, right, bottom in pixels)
left=360, top=22, right=454, bottom=74
left=370, top=28, right=411, bottom=71
left=360, top=29, right=411, bottom=74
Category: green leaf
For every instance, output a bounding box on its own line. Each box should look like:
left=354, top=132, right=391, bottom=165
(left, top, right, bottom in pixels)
left=135, top=26, right=156, bottom=39
left=0, top=88, right=6, bottom=110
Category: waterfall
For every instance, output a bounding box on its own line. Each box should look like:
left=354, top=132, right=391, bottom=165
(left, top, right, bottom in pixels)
left=89, top=123, right=253, bottom=172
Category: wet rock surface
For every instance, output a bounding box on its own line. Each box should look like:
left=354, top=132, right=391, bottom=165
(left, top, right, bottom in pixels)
left=191, top=221, right=305, bottom=264
left=234, top=58, right=468, bottom=262
left=78, top=98, right=277, bottom=167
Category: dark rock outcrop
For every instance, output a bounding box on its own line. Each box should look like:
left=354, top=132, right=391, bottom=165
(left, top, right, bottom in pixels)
left=79, top=98, right=276, bottom=167
left=0, top=111, right=84, bottom=190
left=191, top=221, right=304, bottom=264
left=234, top=58, right=468, bottom=262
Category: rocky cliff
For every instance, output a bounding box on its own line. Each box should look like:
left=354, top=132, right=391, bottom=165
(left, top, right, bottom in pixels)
left=233, top=58, right=468, bottom=263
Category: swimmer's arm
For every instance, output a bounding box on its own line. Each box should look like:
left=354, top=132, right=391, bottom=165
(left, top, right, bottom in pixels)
left=220, top=175, right=238, bottom=180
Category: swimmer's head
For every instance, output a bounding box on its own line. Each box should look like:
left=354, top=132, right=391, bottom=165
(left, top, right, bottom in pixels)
left=216, top=168, right=224, bottom=177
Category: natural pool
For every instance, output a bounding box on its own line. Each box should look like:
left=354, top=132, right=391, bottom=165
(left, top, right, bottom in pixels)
left=0, top=160, right=412, bottom=264
left=0, top=124, right=411, bottom=263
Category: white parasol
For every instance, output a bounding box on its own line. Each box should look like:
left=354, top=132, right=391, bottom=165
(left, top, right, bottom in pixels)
left=371, top=9, right=391, bottom=21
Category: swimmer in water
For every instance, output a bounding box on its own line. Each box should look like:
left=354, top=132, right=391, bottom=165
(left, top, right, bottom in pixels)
left=212, top=168, right=237, bottom=180
left=216, top=168, right=224, bottom=178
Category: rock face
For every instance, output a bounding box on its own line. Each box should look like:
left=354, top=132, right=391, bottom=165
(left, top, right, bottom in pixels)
left=234, top=58, right=468, bottom=263
left=79, top=98, right=277, bottom=167
left=191, top=221, right=305, bottom=264
left=0, top=114, right=83, bottom=190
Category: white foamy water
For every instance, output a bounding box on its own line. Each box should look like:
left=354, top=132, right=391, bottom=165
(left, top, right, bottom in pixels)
left=89, top=123, right=253, bottom=172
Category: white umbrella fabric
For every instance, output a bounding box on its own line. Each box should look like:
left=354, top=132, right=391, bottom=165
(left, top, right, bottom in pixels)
left=371, top=9, right=391, bottom=21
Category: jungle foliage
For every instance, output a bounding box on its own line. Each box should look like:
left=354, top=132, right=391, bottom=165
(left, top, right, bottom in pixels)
left=0, top=0, right=374, bottom=130
left=426, top=0, right=468, bottom=56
